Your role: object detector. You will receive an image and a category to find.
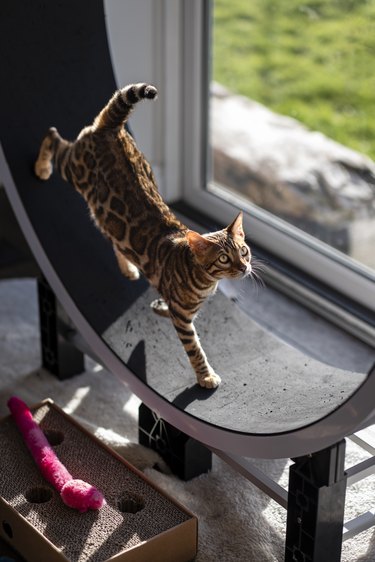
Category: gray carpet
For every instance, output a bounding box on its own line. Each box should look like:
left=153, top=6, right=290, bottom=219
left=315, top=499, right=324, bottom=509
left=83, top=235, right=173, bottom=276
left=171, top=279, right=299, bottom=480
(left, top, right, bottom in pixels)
left=1, top=278, right=375, bottom=561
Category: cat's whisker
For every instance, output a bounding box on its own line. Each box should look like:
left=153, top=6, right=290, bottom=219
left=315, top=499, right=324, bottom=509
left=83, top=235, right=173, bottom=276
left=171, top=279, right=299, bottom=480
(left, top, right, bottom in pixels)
left=251, top=268, right=264, bottom=284
left=251, top=256, right=267, bottom=271
left=249, top=257, right=267, bottom=288
left=248, top=267, right=266, bottom=291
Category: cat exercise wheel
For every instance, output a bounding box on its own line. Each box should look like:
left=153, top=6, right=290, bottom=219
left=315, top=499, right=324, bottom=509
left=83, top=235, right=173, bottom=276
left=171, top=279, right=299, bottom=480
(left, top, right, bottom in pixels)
left=0, top=2, right=374, bottom=561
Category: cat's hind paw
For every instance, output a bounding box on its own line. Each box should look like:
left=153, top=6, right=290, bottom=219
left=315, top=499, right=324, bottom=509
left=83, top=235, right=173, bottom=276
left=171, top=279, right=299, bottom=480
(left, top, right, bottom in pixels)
left=198, top=372, right=221, bottom=389
left=34, top=159, right=52, bottom=180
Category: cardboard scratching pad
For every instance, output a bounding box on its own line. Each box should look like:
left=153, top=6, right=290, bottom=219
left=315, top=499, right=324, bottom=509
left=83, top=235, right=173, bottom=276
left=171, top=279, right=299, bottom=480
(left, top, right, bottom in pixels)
left=0, top=399, right=197, bottom=562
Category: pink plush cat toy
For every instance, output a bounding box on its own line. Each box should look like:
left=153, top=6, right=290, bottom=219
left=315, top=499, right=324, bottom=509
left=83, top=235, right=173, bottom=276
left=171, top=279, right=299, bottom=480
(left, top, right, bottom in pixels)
left=8, top=396, right=106, bottom=513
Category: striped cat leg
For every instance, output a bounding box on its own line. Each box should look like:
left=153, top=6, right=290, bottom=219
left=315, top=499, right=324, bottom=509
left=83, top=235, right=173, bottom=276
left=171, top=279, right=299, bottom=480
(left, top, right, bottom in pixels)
left=114, top=247, right=140, bottom=280
left=170, top=311, right=221, bottom=389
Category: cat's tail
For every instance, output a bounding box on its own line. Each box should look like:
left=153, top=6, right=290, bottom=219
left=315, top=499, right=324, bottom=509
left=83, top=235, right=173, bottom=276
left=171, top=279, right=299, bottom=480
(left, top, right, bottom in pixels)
left=94, top=83, right=157, bottom=130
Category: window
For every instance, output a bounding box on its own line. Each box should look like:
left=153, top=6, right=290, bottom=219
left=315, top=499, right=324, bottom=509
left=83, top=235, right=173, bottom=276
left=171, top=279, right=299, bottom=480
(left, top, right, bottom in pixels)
left=105, top=0, right=374, bottom=335
left=210, top=0, right=375, bottom=270
left=180, top=1, right=375, bottom=318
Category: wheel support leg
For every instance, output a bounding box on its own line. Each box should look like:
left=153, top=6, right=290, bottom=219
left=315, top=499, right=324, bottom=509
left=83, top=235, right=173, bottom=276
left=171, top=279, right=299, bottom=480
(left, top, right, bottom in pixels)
left=138, top=403, right=212, bottom=480
left=37, top=276, right=84, bottom=379
left=285, top=440, right=347, bottom=562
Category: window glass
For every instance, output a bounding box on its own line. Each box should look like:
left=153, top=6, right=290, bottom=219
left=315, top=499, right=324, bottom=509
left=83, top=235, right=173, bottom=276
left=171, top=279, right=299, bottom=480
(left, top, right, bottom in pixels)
left=211, top=0, right=375, bottom=272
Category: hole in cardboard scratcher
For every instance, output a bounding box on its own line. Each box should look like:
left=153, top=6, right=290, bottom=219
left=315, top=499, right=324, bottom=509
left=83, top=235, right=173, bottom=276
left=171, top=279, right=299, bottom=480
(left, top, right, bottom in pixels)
left=43, top=429, right=64, bottom=446
left=2, top=520, right=13, bottom=539
left=25, top=486, right=53, bottom=504
left=117, top=492, right=144, bottom=514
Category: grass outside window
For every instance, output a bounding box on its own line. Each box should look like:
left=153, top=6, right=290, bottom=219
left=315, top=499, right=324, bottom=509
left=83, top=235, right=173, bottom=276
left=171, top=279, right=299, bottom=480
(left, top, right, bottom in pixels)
left=213, top=0, right=375, bottom=159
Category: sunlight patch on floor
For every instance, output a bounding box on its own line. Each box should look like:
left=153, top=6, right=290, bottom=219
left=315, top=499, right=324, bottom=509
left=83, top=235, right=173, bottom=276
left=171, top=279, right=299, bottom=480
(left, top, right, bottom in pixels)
left=64, top=386, right=90, bottom=414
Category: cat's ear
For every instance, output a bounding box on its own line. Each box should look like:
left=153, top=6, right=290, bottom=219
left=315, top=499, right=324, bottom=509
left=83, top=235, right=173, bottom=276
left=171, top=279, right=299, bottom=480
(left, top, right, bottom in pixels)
left=227, top=211, right=244, bottom=239
left=186, top=230, right=217, bottom=257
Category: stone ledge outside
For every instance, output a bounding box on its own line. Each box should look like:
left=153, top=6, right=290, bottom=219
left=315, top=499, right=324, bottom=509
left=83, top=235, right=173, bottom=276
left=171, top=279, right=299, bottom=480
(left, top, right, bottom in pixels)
left=211, top=83, right=375, bottom=268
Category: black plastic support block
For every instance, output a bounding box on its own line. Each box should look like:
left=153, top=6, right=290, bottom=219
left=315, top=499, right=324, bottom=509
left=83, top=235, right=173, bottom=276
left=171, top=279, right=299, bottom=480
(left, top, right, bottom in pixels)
left=285, top=440, right=347, bottom=562
left=139, top=403, right=212, bottom=481
left=37, top=276, right=84, bottom=379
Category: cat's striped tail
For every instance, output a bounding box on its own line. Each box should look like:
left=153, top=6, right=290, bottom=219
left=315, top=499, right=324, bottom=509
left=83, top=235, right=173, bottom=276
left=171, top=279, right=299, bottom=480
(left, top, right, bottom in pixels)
left=94, top=83, right=157, bottom=130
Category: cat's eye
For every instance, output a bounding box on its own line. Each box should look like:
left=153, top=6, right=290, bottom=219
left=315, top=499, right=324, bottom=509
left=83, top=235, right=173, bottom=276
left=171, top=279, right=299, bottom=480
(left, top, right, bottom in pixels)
left=218, top=254, right=230, bottom=264
left=240, top=246, right=249, bottom=257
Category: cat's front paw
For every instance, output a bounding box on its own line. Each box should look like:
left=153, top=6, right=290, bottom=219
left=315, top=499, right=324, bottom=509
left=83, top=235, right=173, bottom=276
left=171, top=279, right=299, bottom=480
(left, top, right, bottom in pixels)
left=150, top=298, right=169, bottom=317
left=198, top=372, right=221, bottom=389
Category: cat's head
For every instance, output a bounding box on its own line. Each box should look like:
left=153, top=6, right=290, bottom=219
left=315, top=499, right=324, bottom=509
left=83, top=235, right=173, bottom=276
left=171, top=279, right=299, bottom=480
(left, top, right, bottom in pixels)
left=186, top=212, right=252, bottom=280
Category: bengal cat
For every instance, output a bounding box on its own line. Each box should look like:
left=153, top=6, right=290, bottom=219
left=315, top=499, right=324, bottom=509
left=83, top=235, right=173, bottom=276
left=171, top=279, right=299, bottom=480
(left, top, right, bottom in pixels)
left=34, top=83, right=252, bottom=388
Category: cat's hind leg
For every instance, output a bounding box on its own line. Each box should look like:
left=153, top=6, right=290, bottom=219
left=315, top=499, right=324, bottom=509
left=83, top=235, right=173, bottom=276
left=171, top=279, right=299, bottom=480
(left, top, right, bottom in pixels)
left=34, top=127, right=60, bottom=180
left=114, top=247, right=140, bottom=281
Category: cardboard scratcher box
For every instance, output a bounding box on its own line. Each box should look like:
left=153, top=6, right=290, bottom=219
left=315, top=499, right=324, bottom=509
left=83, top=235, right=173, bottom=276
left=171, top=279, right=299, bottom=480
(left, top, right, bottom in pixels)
left=0, top=399, right=197, bottom=562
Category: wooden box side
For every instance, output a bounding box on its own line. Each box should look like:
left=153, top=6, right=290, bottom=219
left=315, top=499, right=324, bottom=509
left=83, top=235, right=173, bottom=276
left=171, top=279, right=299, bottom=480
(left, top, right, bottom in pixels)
left=0, top=496, right=68, bottom=562
left=109, top=517, right=198, bottom=562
